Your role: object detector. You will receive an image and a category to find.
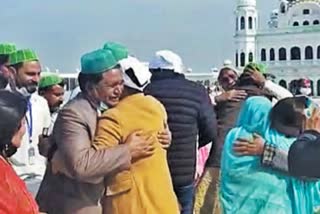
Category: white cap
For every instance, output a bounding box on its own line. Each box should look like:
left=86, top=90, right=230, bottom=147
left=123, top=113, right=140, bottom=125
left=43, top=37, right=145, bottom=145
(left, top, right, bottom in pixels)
left=220, top=60, right=241, bottom=75
left=119, top=56, right=151, bottom=91
left=149, top=50, right=184, bottom=74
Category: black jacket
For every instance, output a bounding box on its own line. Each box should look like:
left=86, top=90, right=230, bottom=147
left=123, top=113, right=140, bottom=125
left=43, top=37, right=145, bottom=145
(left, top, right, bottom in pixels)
left=289, top=130, right=320, bottom=178
left=144, top=70, right=217, bottom=187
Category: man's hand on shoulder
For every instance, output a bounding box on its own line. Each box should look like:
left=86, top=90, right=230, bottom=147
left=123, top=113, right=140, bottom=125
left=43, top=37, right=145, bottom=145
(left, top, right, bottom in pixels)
left=215, top=90, right=247, bottom=103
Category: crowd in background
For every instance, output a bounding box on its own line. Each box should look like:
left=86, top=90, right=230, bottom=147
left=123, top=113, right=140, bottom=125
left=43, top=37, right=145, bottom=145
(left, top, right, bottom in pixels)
left=1, top=42, right=320, bottom=214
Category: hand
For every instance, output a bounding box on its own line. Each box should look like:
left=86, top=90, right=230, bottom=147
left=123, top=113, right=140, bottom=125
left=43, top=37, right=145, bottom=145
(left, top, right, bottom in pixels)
left=215, top=90, right=247, bottom=103
left=233, top=133, right=265, bottom=156
left=157, top=123, right=172, bottom=149
left=305, top=108, right=320, bottom=133
left=244, top=69, right=266, bottom=87
left=126, top=131, right=155, bottom=162
left=38, top=135, right=48, bottom=157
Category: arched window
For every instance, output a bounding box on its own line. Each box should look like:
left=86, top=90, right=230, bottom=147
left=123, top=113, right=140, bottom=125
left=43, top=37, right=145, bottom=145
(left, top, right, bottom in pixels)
left=317, top=80, right=320, bottom=96
left=314, top=20, right=320, bottom=25
left=303, top=21, right=309, bottom=26
left=279, top=80, right=287, bottom=89
left=305, top=46, right=313, bottom=60
left=249, top=17, right=253, bottom=29
left=289, top=80, right=298, bottom=94
left=270, top=48, right=275, bottom=61
left=236, top=18, right=239, bottom=30
left=279, top=48, right=287, bottom=61
left=318, top=46, right=320, bottom=59
left=248, top=52, right=253, bottom=62
left=303, top=9, right=310, bottom=15
left=291, top=47, right=301, bottom=60
left=280, top=3, right=286, bottom=13
left=235, top=53, right=239, bottom=67
left=293, top=21, right=299, bottom=26
left=261, top=49, right=266, bottom=61
left=240, top=52, right=246, bottom=66
left=240, top=17, right=245, bottom=30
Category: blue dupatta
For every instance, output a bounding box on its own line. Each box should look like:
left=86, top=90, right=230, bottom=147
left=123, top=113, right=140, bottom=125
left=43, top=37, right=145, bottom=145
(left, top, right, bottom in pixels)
left=220, top=96, right=292, bottom=214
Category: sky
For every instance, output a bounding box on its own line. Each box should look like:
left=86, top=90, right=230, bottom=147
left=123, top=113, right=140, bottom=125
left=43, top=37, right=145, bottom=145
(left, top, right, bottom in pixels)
left=0, top=0, right=278, bottom=73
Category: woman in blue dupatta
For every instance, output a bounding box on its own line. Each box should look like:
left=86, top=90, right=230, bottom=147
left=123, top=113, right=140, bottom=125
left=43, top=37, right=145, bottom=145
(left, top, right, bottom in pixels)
left=220, top=96, right=292, bottom=214
left=232, top=96, right=320, bottom=214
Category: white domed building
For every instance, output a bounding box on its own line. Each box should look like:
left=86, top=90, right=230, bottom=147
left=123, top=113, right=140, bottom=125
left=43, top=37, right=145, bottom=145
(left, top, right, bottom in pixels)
left=234, top=0, right=320, bottom=94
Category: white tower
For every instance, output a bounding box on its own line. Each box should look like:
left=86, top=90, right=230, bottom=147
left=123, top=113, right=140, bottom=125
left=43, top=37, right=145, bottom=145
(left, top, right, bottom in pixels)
left=235, top=0, right=258, bottom=68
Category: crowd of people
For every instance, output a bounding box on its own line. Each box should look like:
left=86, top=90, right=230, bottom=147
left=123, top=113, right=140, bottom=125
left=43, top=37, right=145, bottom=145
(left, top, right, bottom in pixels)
left=1, top=41, right=320, bottom=214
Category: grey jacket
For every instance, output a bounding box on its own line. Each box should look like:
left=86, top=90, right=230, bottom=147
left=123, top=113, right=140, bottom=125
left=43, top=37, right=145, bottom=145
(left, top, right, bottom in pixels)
left=36, top=93, right=131, bottom=214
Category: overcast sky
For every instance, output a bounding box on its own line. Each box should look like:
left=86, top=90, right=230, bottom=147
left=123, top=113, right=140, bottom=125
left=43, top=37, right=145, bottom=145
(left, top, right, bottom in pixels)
left=0, top=0, right=278, bottom=72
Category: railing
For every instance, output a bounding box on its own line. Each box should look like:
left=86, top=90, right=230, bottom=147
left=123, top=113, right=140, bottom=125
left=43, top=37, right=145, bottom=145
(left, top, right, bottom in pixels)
left=265, top=59, right=320, bottom=67
left=257, top=26, right=320, bottom=35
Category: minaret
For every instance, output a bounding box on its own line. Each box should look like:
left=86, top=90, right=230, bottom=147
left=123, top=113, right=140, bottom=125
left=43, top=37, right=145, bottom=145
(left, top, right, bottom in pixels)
left=235, top=0, right=258, bottom=68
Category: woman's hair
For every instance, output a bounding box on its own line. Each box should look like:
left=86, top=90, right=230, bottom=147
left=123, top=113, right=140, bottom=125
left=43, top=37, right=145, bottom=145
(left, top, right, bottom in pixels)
left=270, top=96, right=307, bottom=137
left=0, top=90, right=27, bottom=157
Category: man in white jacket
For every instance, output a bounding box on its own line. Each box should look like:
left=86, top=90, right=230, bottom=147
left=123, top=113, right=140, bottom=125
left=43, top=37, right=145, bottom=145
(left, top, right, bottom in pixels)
left=8, top=49, right=51, bottom=196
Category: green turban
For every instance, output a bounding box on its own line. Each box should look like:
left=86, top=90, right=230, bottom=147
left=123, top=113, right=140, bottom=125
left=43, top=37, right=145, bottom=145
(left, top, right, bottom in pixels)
left=244, top=63, right=267, bottom=74
left=80, top=49, right=118, bottom=74
left=103, top=42, right=128, bottom=61
left=39, top=73, right=64, bottom=89
left=9, top=49, right=39, bottom=65
left=0, top=43, right=16, bottom=55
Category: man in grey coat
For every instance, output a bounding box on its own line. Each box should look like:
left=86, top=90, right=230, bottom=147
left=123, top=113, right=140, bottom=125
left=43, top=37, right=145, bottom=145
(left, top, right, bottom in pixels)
left=36, top=49, right=170, bottom=214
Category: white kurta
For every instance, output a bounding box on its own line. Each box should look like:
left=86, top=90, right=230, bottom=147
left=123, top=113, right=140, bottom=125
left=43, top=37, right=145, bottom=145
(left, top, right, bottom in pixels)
left=10, top=93, right=51, bottom=179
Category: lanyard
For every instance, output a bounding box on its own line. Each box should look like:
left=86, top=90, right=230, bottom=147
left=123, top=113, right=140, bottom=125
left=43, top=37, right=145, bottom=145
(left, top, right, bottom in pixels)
left=26, top=100, right=33, bottom=144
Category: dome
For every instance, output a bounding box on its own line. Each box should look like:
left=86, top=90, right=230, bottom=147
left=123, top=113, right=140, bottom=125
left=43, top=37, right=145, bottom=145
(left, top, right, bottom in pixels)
left=237, top=0, right=256, bottom=7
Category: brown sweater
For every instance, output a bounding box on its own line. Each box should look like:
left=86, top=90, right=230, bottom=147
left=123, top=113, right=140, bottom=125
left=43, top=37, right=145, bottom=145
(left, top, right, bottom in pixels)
left=206, top=85, right=273, bottom=168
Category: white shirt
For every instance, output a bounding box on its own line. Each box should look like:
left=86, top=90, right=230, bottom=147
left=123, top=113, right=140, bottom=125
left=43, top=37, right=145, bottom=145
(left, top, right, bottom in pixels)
left=10, top=93, right=51, bottom=179
left=264, top=80, right=293, bottom=105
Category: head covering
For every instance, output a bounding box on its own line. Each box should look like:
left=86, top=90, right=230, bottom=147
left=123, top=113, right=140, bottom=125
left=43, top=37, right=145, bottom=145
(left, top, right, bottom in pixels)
left=119, top=56, right=151, bottom=91
left=264, top=111, right=316, bottom=214
left=244, top=62, right=267, bottom=74
left=0, top=43, right=16, bottom=55
left=80, top=49, right=118, bottom=74
left=220, top=97, right=292, bottom=213
left=149, top=50, right=184, bottom=74
left=39, top=73, right=64, bottom=89
left=236, top=96, right=272, bottom=135
left=9, top=49, right=39, bottom=65
left=103, top=42, right=128, bottom=61
left=218, top=66, right=240, bottom=79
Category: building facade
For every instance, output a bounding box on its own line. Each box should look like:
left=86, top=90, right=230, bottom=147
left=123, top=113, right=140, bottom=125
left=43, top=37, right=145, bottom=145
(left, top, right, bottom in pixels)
left=235, top=0, right=320, bottom=95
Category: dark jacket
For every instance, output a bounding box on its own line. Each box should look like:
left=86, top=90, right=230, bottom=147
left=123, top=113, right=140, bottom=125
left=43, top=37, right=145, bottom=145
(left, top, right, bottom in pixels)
left=206, top=85, right=273, bottom=168
left=144, top=70, right=217, bottom=188
left=288, top=130, right=320, bottom=178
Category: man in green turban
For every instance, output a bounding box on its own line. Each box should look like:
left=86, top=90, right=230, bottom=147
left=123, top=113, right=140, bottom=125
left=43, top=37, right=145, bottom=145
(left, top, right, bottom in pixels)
left=0, top=43, right=16, bottom=89
left=39, top=73, right=65, bottom=114
left=8, top=49, right=51, bottom=197
left=9, top=49, right=42, bottom=95
left=36, top=49, right=159, bottom=214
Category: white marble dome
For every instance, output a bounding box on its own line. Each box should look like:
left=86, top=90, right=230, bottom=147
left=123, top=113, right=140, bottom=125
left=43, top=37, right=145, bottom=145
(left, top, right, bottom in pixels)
left=237, top=0, right=256, bottom=7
